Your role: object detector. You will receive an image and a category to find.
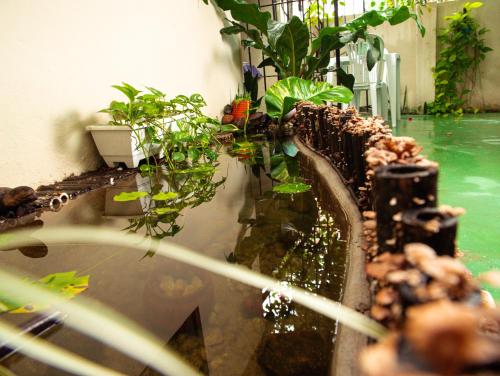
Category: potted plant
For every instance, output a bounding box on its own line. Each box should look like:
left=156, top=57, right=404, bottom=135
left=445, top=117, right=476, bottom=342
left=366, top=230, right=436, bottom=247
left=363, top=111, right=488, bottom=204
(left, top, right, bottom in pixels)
left=87, top=83, right=165, bottom=168
left=231, top=92, right=252, bottom=123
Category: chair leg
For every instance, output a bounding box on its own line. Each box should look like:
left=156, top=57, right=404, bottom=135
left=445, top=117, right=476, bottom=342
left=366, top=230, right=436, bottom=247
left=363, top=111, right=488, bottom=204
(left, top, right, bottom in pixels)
left=353, top=90, right=361, bottom=111
left=380, top=85, right=389, bottom=122
left=370, top=84, right=379, bottom=117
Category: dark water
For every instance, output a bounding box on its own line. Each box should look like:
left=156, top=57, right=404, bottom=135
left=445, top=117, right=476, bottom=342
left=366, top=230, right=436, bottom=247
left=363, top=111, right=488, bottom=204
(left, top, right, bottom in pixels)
left=0, top=149, right=347, bottom=375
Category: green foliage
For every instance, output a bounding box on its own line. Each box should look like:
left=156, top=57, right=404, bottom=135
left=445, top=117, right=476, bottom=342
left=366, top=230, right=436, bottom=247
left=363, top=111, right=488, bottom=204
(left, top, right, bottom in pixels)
left=273, top=182, right=312, bottom=194
left=264, top=77, right=353, bottom=119
left=207, top=0, right=423, bottom=80
left=100, top=83, right=236, bottom=171
left=113, top=191, right=149, bottom=202
left=427, top=2, right=492, bottom=116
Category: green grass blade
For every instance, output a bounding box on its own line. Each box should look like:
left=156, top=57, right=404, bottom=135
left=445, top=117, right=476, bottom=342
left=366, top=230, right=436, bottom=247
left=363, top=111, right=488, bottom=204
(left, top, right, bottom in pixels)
left=0, top=320, right=123, bottom=376
left=0, top=226, right=387, bottom=340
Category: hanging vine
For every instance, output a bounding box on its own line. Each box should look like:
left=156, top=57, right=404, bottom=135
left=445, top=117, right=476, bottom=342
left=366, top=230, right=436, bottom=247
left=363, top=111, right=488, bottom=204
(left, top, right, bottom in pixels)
left=427, top=1, right=492, bottom=116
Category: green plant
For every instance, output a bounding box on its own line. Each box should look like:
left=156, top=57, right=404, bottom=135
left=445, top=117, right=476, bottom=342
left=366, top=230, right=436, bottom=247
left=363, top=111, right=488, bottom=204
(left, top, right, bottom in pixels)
left=264, top=77, right=353, bottom=119
left=427, top=1, right=492, bottom=116
left=101, top=84, right=238, bottom=171
left=204, top=0, right=424, bottom=82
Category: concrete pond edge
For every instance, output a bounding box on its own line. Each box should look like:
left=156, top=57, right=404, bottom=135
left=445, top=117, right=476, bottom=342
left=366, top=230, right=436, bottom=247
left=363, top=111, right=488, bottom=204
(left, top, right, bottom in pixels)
left=294, top=135, right=370, bottom=376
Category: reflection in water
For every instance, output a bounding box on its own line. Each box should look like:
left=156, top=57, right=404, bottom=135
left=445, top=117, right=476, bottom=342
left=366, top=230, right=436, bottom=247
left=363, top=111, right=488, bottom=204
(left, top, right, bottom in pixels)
left=114, top=164, right=226, bottom=257
left=0, top=214, right=49, bottom=259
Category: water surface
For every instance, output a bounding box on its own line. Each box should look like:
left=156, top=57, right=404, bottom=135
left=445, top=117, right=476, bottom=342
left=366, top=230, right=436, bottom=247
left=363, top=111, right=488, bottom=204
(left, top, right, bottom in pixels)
left=0, top=149, right=347, bottom=375
left=394, top=114, right=500, bottom=298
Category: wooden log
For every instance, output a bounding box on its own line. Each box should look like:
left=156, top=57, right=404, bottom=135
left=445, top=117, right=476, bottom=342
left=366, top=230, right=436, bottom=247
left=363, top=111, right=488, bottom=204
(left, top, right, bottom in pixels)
left=373, top=164, right=438, bottom=253
left=341, top=130, right=354, bottom=182
left=402, top=208, right=458, bottom=257
left=317, top=106, right=326, bottom=152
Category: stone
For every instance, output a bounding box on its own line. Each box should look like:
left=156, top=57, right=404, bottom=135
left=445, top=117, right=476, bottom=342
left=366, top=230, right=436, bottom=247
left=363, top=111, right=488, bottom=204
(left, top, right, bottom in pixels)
left=1, top=186, right=37, bottom=208
left=221, top=114, right=234, bottom=125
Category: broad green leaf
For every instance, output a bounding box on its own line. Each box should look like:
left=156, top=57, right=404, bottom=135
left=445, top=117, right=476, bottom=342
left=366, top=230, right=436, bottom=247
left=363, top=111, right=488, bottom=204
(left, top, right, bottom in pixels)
left=282, top=140, right=298, bottom=157
left=271, top=160, right=289, bottom=182
left=172, top=151, right=186, bottom=162
left=366, top=34, right=384, bottom=71
left=467, top=2, right=483, bottom=9
left=387, top=6, right=411, bottom=25
left=113, top=191, right=148, bottom=202
left=187, top=147, right=201, bottom=161
left=273, top=182, right=311, bottom=194
left=275, top=16, right=310, bottom=77
left=220, top=124, right=239, bottom=132
left=151, top=192, right=179, bottom=201
left=0, top=271, right=89, bottom=314
left=265, top=77, right=353, bottom=119
left=212, top=0, right=271, bottom=34
left=154, top=207, right=179, bottom=215
left=176, top=164, right=216, bottom=174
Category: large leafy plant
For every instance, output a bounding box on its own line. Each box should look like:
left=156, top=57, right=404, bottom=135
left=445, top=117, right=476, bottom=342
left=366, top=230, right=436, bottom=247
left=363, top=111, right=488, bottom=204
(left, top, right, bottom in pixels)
left=427, top=1, right=491, bottom=116
left=204, top=0, right=424, bottom=82
left=265, top=77, right=353, bottom=119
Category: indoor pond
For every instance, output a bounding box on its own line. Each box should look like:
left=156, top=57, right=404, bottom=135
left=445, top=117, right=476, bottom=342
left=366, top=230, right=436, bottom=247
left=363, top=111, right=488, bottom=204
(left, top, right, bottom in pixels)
left=394, top=114, right=500, bottom=299
left=0, top=146, right=347, bottom=375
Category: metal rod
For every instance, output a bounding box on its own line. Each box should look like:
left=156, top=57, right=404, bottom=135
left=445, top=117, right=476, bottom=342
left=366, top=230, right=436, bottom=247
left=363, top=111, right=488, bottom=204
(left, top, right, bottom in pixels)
left=333, top=0, right=341, bottom=85
left=0, top=311, right=66, bottom=361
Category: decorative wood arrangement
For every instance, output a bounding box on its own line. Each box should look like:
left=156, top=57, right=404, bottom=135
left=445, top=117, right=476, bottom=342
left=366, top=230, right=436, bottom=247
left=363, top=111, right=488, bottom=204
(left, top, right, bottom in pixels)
left=293, top=102, right=499, bottom=375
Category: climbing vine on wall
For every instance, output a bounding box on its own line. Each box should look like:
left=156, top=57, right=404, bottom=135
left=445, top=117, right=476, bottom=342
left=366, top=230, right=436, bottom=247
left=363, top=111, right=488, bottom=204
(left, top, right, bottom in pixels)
left=427, top=1, right=492, bottom=116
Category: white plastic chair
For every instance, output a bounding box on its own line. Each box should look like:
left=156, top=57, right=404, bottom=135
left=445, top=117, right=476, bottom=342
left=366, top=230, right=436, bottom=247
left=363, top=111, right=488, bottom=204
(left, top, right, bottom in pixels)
left=327, top=43, right=401, bottom=127
left=346, top=40, right=388, bottom=121
left=384, top=52, right=401, bottom=127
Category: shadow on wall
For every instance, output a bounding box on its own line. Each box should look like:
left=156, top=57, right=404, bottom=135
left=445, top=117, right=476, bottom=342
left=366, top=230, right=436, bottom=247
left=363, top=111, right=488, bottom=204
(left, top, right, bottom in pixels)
left=207, top=0, right=242, bottom=101
left=53, top=111, right=104, bottom=172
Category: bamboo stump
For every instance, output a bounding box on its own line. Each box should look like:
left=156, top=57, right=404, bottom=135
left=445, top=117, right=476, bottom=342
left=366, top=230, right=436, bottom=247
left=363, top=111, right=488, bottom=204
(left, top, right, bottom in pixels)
left=402, top=208, right=458, bottom=257
left=373, top=164, right=438, bottom=253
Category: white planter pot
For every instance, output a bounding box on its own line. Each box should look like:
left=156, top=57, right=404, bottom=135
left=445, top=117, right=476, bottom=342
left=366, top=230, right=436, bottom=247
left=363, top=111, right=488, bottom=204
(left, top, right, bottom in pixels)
left=86, top=125, right=161, bottom=168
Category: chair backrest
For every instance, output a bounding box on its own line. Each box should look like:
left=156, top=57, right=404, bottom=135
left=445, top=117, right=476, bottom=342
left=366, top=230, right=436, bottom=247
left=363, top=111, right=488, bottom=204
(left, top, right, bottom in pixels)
left=346, top=40, right=385, bottom=86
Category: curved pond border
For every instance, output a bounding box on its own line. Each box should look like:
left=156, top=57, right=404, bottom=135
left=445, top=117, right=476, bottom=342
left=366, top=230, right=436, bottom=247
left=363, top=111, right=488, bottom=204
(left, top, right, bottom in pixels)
left=294, top=135, right=370, bottom=376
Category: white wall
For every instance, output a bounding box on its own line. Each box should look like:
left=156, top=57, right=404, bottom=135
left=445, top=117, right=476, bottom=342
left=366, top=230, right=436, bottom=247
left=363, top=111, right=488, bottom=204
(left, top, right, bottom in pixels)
left=0, top=0, right=241, bottom=188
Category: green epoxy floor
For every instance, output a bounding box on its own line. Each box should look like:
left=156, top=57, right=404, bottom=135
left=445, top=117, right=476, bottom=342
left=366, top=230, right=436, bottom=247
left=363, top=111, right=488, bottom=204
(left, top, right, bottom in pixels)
left=394, top=114, right=500, bottom=299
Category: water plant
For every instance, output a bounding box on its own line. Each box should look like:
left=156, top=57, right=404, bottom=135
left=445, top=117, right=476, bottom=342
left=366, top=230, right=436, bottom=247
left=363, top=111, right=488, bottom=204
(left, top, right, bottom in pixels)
left=427, top=1, right=492, bottom=116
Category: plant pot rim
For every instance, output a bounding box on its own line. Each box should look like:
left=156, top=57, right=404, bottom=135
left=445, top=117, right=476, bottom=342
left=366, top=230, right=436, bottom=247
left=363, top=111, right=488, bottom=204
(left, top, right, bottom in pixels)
left=86, top=125, right=146, bottom=131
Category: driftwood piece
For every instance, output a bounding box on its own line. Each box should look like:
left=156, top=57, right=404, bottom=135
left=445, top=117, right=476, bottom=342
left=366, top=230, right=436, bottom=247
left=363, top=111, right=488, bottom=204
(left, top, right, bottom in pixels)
left=402, top=208, right=458, bottom=257
left=373, top=164, right=438, bottom=253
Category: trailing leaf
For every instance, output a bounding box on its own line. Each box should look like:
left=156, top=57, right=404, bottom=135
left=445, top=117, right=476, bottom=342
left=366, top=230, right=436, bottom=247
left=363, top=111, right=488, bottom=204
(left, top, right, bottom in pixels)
left=151, top=192, right=179, bottom=201
left=273, top=182, right=312, bottom=194
left=113, top=191, right=148, bottom=202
